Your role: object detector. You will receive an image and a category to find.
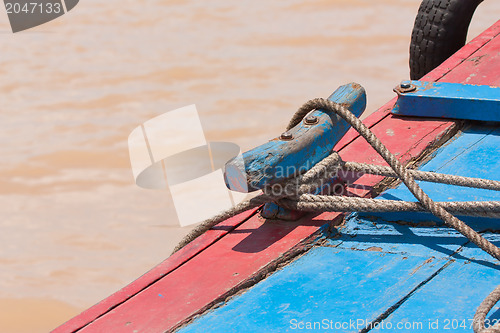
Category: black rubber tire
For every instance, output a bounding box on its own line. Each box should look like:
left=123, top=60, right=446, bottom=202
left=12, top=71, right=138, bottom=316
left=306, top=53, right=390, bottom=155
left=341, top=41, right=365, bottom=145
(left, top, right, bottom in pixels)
left=409, top=0, right=484, bottom=80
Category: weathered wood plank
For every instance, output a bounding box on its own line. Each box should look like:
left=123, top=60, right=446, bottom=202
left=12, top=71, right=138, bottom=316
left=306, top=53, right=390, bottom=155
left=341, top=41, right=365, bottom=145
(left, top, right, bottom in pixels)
left=178, top=247, right=455, bottom=333
left=427, top=19, right=500, bottom=84
left=379, top=126, right=500, bottom=330
left=385, top=243, right=500, bottom=333
left=77, top=213, right=336, bottom=333
left=177, top=117, right=500, bottom=333
left=372, top=125, right=500, bottom=227
left=51, top=208, right=258, bottom=333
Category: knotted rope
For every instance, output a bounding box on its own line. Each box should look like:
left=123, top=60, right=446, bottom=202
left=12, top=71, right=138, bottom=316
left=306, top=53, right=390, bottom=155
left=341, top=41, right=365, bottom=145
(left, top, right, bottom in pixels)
left=172, top=98, right=500, bottom=333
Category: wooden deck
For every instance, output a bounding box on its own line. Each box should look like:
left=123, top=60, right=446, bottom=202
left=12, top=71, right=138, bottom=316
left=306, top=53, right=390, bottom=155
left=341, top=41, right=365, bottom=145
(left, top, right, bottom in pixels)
left=177, top=124, right=500, bottom=333
left=53, top=20, right=500, bottom=333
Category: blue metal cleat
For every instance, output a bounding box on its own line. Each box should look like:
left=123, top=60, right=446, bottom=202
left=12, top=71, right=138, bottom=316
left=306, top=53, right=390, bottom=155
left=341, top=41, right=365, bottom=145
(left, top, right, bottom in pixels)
left=223, top=82, right=367, bottom=220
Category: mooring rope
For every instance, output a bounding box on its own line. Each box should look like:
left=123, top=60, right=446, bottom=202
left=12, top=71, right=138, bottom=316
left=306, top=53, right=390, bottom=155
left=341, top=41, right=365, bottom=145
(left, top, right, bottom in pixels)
left=172, top=98, right=500, bottom=333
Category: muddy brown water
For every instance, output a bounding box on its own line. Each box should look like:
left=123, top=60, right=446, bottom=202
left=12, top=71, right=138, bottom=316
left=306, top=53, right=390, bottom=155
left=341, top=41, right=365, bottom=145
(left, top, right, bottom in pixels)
left=0, top=1, right=499, bottom=332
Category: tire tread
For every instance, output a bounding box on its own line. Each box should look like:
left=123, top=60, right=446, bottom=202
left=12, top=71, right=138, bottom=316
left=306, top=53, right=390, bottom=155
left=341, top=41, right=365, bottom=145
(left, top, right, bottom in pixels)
left=409, top=0, right=483, bottom=79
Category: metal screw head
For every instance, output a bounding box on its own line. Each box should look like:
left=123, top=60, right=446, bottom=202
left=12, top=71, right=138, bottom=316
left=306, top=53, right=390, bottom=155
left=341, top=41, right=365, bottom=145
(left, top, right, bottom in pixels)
left=395, top=82, right=417, bottom=94
left=304, top=115, right=318, bottom=125
left=280, top=131, right=293, bottom=140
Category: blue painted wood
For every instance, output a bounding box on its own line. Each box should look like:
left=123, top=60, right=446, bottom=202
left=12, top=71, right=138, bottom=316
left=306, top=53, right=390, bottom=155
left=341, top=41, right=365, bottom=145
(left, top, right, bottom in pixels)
left=392, top=81, right=500, bottom=122
left=178, top=246, right=452, bottom=333
left=369, top=125, right=500, bottom=227
left=328, top=214, right=472, bottom=258
left=176, top=212, right=474, bottom=333
left=259, top=201, right=304, bottom=221
left=223, top=83, right=366, bottom=193
left=384, top=235, right=500, bottom=333
left=178, top=124, right=500, bottom=333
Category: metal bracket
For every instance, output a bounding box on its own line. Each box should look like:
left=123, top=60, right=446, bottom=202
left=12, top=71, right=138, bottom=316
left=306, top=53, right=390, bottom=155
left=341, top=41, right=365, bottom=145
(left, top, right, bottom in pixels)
left=223, top=82, right=366, bottom=220
left=392, top=80, right=500, bottom=122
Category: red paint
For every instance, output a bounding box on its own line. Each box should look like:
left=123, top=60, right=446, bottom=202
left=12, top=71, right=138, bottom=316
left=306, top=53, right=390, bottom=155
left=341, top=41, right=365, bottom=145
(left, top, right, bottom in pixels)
left=78, top=213, right=335, bottom=333
left=54, top=20, right=500, bottom=333
left=340, top=120, right=456, bottom=198
left=337, top=19, right=500, bottom=152
left=422, top=19, right=500, bottom=82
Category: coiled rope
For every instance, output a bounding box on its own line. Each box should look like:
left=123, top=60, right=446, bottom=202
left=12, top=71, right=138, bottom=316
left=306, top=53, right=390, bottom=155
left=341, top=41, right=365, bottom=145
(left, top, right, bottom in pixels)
left=172, top=98, right=500, bottom=333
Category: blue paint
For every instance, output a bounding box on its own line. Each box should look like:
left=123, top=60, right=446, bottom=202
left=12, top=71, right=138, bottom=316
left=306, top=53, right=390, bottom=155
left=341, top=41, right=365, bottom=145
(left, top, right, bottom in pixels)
left=179, top=122, right=500, bottom=333
left=178, top=246, right=449, bottom=333
left=392, top=81, right=500, bottom=122
left=328, top=214, right=473, bottom=258
left=224, top=83, right=366, bottom=193
left=260, top=201, right=302, bottom=221
left=385, top=238, right=500, bottom=332
left=369, top=125, right=500, bottom=227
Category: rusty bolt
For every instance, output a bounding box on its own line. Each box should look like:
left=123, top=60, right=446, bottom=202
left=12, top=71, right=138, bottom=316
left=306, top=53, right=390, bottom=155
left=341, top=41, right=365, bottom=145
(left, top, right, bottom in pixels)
left=304, top=115, right=318, bottom=125
left=397, top=82, right=417, bottom=93
left=280, top=131, right=293, bottom=140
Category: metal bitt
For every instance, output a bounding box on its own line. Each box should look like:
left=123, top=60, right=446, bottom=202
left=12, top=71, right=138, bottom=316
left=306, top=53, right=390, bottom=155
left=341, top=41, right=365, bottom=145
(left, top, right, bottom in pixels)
left=393, top=80, right=500, bottom=122
left=223, top=82, right=367, bottom=220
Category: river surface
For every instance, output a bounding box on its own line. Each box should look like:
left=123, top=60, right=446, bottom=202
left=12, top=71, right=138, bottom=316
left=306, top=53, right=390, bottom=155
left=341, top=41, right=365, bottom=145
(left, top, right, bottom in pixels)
left=0, top=1, right=499, bottom=332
